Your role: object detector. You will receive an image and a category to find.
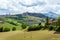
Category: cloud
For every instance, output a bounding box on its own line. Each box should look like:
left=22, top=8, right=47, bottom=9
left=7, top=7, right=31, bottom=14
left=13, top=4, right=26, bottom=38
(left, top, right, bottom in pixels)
left=47, top=0, right=60, bottom=5
left=0, top=0, right=60, bottom=15
left=19, top=0, right=46, bottom=7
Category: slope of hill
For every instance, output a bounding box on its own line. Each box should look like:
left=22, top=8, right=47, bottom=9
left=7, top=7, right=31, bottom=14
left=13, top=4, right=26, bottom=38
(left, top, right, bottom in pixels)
left=6, top=12, right=58, bottom=25
left=0, top=17, right=22, bottom=31
left=0, top=11, right=59, bottom=25
left=9, top=13, right=45, bottom=25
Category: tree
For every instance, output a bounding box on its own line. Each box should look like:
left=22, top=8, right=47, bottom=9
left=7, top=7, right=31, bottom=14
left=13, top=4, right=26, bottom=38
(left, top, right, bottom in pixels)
left=57, top=17, right=60, bottom=26
left=12, top=27, right=16, bottom=31
left=45, top=16, right=49, bottom=27
left=22, top=24, right=27, bottom=29
left=0, top=27, right=3, bottom=32
left=39, top=23, right=41, bottom=25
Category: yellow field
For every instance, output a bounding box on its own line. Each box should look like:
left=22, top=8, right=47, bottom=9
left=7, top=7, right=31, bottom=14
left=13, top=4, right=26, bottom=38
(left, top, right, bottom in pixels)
left=0, top=30, right=60, bottom=40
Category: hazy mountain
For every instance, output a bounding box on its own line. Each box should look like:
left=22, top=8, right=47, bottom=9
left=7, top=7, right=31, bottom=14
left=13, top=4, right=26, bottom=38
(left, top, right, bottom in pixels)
left=43, top=11, right=60, bottom=19
left=0, top=11, right=60, bottom=19
left=22, top=12, right=59, bottom=19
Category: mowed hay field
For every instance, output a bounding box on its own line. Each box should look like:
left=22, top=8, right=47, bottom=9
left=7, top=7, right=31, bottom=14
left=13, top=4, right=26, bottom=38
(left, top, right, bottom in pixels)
left=0, top=30, right=60, bottom=40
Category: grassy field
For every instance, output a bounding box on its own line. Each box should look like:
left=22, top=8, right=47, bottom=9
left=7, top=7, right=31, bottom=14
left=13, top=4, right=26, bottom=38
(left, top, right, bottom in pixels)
left=0, top=30, right=60, bottom=40
left=0, top=17, right=22, bottom=31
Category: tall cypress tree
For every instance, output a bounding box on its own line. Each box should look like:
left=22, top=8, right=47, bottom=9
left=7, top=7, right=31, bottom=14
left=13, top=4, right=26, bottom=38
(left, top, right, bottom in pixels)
left=45, top=16, right=49, bottom=26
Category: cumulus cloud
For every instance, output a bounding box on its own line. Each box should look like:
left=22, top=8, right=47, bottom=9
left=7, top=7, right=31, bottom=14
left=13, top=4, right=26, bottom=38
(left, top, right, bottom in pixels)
left=0, top=0, right=60, bottom=15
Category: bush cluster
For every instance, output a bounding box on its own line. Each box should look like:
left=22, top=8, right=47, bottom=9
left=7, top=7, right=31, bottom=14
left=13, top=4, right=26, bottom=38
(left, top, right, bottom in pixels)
left=56, top=27, right=60, bottom=32
left=3, top=28, right=10, bottom=32
left=27, top=24, right=60, bottom=32
left=27, top=25, right=43, bottom=31
left=7, top=21, right=17, bottom=26
left=12, top=27, right=16, bottom=31
left=21, top=24, right=27, bottom=29
left=0, top=27, right=3, bottom=32
left=0, top=27, right=10, bottom=32
left=48, top=25, right=54, bottom=31
left=0, top=27, right=16, bottom=32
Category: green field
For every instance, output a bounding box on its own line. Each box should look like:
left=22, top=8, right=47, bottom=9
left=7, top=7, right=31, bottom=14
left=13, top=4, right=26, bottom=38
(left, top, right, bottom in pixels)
left=0, top=30, right=60, bottom=40
left=0, top=17, right=23, bottom=31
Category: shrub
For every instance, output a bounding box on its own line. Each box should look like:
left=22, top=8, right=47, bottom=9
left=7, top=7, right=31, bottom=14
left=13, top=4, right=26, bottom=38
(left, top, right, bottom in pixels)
left=27, top=26, right=34, bottom=31
left=3, top=28, right=10, bottom=32
left=22, top=24, right=27, bottom=29
left=42, top=26, right=46, bottom=30
left=12, top=27, right=16, bottom=31
left=48, top=25, right=54, bottom=31
left=0, top=27, right=3, bottom=32
left=53, top=26, right=57, bottom=31
left=27, top=25, right=43, bottom=31
left=7, top=21, right=17, bottom=26
left=56, top=27, right=60, bottom=32
left=10, top=22, right=18, bottom=26
left=38, top=25, right=43, bottom=30
left=39, top=23, right=41, bottom=25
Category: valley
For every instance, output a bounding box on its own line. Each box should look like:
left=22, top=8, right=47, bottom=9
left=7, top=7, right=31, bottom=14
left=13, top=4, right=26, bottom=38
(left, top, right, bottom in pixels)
left=0, top=12, right=60, bottom=40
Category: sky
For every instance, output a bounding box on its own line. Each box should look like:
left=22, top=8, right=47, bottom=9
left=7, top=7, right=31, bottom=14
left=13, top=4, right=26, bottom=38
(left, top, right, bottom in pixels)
left=0, top=0, right=60, bottom=15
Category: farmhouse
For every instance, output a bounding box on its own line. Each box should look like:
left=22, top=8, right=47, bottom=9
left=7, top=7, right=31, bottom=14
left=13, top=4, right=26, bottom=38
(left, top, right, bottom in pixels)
left=49, top=19, right=57, bottom=26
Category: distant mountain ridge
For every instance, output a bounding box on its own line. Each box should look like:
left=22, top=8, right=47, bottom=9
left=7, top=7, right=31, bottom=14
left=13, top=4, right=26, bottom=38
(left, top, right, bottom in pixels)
left=43, top=11, right=60, bottom=19
left=23, top=12, right=46, bottom=18
left=22, top=11, right=60, bottom=19
left=0, top=11, right=60, bottom=19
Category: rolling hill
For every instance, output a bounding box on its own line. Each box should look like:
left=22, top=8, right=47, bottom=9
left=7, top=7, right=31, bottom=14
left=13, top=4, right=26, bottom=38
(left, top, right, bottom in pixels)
left=0, top=11, right=59, bottom=25
left=8, top=12, right=46, bottom=25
